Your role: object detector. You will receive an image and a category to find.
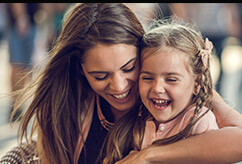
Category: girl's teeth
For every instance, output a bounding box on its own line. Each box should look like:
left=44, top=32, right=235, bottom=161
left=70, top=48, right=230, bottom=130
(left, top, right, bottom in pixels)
left=113, top=90, right=129, bottom=99
left=152, top=99, right=170, bottom=107
left=153, top=99, right=168, bottom=104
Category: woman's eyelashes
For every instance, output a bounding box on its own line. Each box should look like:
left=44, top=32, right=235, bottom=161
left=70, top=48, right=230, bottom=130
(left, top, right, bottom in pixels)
left=95, top=74, right=109, bottom=81
left=122, top=64, right=136, bottom=73
left=94, top=64, right=136, bottom=81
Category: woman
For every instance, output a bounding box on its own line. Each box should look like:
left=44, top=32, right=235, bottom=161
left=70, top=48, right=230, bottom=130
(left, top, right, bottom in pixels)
left=1, top=3, right=242, bottom=164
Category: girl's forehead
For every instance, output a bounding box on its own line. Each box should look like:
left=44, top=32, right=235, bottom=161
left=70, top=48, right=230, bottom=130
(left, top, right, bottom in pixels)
left=142, top=47, right=179, bottom=61
left=141, top=47, right=194, bottom=75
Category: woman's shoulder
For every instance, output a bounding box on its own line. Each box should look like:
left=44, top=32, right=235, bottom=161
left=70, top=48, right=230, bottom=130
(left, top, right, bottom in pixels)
left=0, top=141, right=39, bottom=164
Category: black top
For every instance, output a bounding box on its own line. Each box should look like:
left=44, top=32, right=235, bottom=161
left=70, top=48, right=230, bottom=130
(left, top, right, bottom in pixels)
left=78, top=97, right=114, bottom=164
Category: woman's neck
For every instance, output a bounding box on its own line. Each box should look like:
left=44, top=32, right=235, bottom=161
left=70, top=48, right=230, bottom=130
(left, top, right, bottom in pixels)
left=110, top=106, right=131, bottom=122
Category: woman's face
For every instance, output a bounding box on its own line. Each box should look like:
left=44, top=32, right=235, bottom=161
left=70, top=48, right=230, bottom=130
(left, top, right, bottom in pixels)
left=82, top=43, right=139, bottom=117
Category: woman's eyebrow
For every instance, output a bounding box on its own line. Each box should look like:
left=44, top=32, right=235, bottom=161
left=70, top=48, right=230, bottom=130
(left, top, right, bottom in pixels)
left=88, top=71, right=109, bottom=74
left=120, top=57, right=137, bottom=69
left=87, top=57, right=137, bottom=74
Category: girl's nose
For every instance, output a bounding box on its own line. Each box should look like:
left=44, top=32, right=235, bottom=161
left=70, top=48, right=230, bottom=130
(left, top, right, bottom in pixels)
left=152, top=79, right=165, bottom=94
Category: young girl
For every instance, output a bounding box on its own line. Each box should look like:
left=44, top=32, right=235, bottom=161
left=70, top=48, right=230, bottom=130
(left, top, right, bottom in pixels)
left=103, top=18, right=242, bottom=164
left=139, top=19, right=219, bottom=148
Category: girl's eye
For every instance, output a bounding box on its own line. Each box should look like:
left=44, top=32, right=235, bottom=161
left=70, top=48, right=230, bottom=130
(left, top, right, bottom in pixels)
left=123, top=64, right=136, bottom=73
left=166, top=78, right=177, bottom=82
left=141, top=76, right=153, bottom=81
left=95, top=74, right=109, bottom=81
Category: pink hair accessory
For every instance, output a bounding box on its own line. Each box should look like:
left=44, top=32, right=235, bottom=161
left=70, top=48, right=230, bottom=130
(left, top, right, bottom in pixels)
left=199, top=38, right=213, bottom=67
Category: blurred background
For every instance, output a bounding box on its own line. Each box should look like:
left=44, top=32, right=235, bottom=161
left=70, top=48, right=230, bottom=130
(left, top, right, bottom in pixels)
left=0, top=3, right=241, bottom=160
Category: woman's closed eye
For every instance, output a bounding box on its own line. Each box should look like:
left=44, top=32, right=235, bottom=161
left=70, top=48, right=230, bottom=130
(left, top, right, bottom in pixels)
left=94, top=74, right=109, bottom=81
left=122, top=64, right=136, bottom=73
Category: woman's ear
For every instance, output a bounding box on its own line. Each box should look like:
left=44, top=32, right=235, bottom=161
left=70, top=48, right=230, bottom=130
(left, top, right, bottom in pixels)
left=80, top=69, right=84, bottom=76
left=80, top=63, right=84, bottom=76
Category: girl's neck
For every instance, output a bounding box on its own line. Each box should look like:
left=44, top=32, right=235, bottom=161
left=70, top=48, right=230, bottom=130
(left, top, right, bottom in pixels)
left=154, top=103, right=196, bottom=128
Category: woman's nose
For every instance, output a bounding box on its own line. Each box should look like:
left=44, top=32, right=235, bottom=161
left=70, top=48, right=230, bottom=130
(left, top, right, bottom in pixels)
left=109, top=73, right=128, bottom=91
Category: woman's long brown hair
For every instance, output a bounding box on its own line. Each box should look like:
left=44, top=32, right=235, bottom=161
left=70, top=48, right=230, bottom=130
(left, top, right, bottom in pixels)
left=13, top=3, right=144, bottom=164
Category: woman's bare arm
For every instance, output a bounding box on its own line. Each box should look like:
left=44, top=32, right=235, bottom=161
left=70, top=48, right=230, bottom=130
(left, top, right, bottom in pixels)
left=145, top=127, right=242, bottom=164
left=116, top=127, right=242, bottom=164
left=212, top=90, right=242, bottom=128
left=116, top=90, right=242, bottom=164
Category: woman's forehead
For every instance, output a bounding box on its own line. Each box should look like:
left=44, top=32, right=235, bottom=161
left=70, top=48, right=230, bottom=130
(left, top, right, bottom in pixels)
left=83, top=43, right=138, bottom=66
left=84, top=44, right=138, bottom=63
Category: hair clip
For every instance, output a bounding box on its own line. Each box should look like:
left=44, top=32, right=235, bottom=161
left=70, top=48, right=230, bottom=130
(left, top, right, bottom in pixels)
left=198, top=38, right=213, bottom=67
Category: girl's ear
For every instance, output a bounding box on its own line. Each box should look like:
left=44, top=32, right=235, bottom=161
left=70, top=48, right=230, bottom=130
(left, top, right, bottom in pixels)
left=193, top=76, right=201, bottom=95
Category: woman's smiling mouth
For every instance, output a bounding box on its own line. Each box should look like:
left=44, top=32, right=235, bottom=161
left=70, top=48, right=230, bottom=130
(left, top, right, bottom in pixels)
left=112, top=89, right=130, bottom=99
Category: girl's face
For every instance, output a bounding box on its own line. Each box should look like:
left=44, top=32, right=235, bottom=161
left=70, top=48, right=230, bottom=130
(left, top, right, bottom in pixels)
left=82, top=43, right=139, bottom=120
left=139, top=47, right=196, bottom=123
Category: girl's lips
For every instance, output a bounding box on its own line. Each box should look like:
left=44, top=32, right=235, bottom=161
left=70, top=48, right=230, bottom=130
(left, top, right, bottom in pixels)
left=150, top=98, right=171, bottom=111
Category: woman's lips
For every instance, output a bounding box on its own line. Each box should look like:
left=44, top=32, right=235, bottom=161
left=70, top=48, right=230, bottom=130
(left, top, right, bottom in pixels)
left=108, top=88, right=133, bottom=103
left=112, top=89, right=130, bottom=99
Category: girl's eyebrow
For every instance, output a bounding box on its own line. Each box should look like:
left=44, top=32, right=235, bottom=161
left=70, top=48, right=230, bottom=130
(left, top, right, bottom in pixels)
left=140, top=71, right=152, bottom=75
left=166, top=72, right=184, bottom=77
left=140, top=71, right=184, bottom=77
left=88, top=57, right=137, bottom=74
left=120, top=57, right=137, bottom=69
